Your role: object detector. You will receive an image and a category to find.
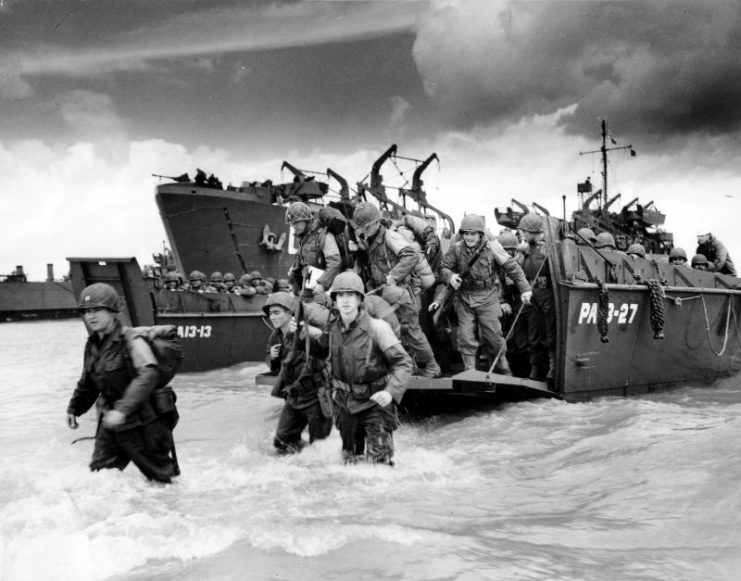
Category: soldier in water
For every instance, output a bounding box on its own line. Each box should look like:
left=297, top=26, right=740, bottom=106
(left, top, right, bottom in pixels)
left=66, top=283, right=178, bottom=483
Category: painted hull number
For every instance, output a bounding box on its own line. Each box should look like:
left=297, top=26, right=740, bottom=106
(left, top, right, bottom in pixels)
left=577, top=303, right=638, bottom=325
left=177, top=325, right=213, bottom=338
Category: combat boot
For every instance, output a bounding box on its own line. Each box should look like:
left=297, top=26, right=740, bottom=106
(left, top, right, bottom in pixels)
left=461, top=354, right=477, bottom=371
left=528, top=353, right=545, bottom=381
left=494, top=355, right=512, bottom=376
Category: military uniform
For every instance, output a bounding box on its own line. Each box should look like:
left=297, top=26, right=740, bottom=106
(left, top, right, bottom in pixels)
left=521, top=240, right=556, bottom=380
left=441, top=237, right=530, bottom=372
left=67, top=320, right=177, bottom=483
left=321, top=308, right=412, bottom=464
left=289, top=217, right=342, bottom=292
left=697, top=235, right=736, bottom=276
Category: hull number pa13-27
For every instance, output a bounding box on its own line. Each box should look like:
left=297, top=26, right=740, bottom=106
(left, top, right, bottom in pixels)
left=577, top=303, right=638, bottom=325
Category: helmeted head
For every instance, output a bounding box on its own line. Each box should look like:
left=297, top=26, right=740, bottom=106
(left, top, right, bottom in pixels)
left=164, top=271, right=181, bottom=289
left=209, top=271, right=224, bottom=284
left=669, top=247, right=688, bottom=265
left=691, top=253, right=709, bottom=269
left=276, top=278, right=291, bottom=292
left=459, top=214, right=485, bottom=234
left=189, top=270, right=206, bottom=288
left=576, top=227, right=597, bottom=245
left=285, top=201, right=312, bottom=224
left=262, top=291, right=296, bottom=317
left=78, top=282, right=121, bottom=313
left=250, top=270, right=263, bottom=283
left=351, top=202, right=382, bottom=240
left=518, top=213, right=543, bottom=234
left=497, top=231, right=519, bottom=252
left=595, top=232, right=616, bottom=250
left=329, top=271, right=365, bottom=301
left=223, top=272, right=236, bottom=288
left=696, top=228, right=711, bottom=245
left=626, top=243, right=646, bottom=258
left=239, top=273, right=253, bottom=287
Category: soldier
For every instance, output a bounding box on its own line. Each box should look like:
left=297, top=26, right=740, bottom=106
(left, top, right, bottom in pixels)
left=669, top=247, right=688, bottom=266
left=185, top=270, right=215, bottom=292
left=264, top=292, right=332, bottom=454
left=594, top=232, right=627, bottom=257
left=285, top=201, right=342, bottom=297
left=249, top=271, right=271, bottom=294
left=163, top=271, right=183, bottom=291
left=209, top=271, right=226, bottom=292
left=691, top=253, right=710, bottom=271
left=351, top=202, right=441, bottom=378
left=276, top=278, right=292, bottom=292
left=575, top=227, right=598, bottom=246
left=66, top=283, right=178, bottom=483
left=518, top=213, right=556, bottom=381
left=431, top=214, right=531, bottom=374
left=696, top=230, right=736, bottom=275
left=626, top=243, right=646, bottom=259
left=315, top=272, right=412, bottom=465
left=223, top=272, right=237, bottom=293
left=497, top=230, right=529, bottom=377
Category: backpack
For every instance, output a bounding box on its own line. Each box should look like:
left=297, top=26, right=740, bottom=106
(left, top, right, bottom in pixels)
left=318, top=206, right=355, bottom=271
left=123, top=325, right=183, bottom=430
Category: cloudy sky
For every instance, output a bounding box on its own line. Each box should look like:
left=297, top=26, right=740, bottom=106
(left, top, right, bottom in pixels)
left=2, top=0, right=740, bottom=280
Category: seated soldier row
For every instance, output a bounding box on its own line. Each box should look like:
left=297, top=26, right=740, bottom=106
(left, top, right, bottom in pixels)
left=163, top=270, right=293, bottom=295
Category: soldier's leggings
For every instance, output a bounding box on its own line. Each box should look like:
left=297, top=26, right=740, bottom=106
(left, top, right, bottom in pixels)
left=274, top=400, right=332, bottom=454
left=90, top=418, right=177, bottom=483
left=454, top=295, right=505, bottom=358
left=399, top=296, right=437, bottom=367
left=338, top=404, right=398, bottom=465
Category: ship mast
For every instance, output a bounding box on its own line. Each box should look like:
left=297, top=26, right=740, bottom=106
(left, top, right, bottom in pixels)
left=580, top=119, right=634, bottom=215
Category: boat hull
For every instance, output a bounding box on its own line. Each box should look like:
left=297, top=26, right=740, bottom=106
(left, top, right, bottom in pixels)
left=0, top=281, right=77, bottom=322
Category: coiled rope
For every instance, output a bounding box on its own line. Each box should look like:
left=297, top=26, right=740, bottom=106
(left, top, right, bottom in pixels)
left=634, top=275, right=666, bottom=340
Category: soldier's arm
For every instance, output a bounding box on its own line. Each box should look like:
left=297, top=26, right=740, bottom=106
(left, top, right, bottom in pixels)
left=713, top=239, right=730, bottom=271
left=384, top=230, right=418, bottom=284
left=369, top=319, right=412, bottom=403
left=492, top=240, right=532, bottom=293
left=114, top=336, right=159, bottom=417
left=67, top=366, right=100, bottom=417
left=318, top=232, right=342, bottom=288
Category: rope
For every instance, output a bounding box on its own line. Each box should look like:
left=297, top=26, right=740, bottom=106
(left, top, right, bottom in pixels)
left=645, top=279, right=665, bottom=340
left=595, top=277, right=610, bottom=343
left=700, top=295, right=736, bottom=356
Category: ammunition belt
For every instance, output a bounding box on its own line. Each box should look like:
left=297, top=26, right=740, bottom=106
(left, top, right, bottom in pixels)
left=461, top=278, right=495, bottom=291
left=331, top=375, right=388, bottom=399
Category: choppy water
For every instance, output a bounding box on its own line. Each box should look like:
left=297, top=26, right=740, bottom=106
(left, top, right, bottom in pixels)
left=1, top=320, right=740, bottom=580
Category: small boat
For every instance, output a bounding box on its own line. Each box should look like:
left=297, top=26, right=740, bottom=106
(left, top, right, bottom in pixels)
left=0, top=264, right=76, bottom=323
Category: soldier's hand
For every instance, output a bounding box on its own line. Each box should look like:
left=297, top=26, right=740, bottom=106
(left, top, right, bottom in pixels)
left=66, top=414, right=79, bottom=429
left=102, top=410, right=126, bottom=428
left=348, top=240, right=358, bottom=253
left=449, top=274, right=462, bottom=290
left=314, top=282, right=325, bottom=295
left=305, top=324, right=323, bottom=339
left=289, top=317, right=298, bottom=333
left=269, top=344, right=282, bottom=359
left=385, top=275, right=397, bottom=286
left=501, top=303, right=512, bottom=316
left=429, top=301, right=440, bottom=312
left=521, top=290, right=532, bottom=304
left=370, top=390, right=393, bottom=407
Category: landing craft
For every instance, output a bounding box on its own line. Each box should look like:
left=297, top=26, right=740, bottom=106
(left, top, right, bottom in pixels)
left=68, top=124, right=741, bottom=406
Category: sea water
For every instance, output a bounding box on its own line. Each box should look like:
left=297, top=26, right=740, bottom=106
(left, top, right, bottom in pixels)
left=1, top=320, right=740, bottom=581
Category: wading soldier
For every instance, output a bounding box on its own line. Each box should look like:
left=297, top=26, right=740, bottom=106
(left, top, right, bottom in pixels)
left=66, top=283, right=178, bottom=483
left=432, top=214, right=531, bottom=374
left=285, top=201, right=342, bottom=297
left=351, top=202, right=441, bottom=378
left=318, top=272, right=412, bottom=465
left=264, top=292, right=332, bottom=454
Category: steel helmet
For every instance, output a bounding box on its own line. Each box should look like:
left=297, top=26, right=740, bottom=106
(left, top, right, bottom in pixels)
left=285, top=201, right=313, bottom=223
left=518, top=213, right=543, bottom=234
left=223, top=272, right=236, bottom=282
left=576, top=227, right=597, bottom=243
left=497, top=231, right=519, bottom=250
left=165, top=271, right=180, bottom=283
left=595, top=232, right=616, bottom=249
left=329, top=271, right=365, bottom=300
left=351, top=202, right=382, bottom=229
left=626, top=243, right=646, bottom=258
left=669, top=247, right=687, bottom=262
left=276, top=278, right=291, bottom=291
left=459, top=214, right=485, bottom=233
left=262, top=291, right=296, bottom=316
left=209, top=271, right=224, bottom=283
left=189, top=270, right=206, bottom=282
left=250, top=270, right=263, bottom=280
left=691, top=253, right=708, bottom=267
left=78, top=283, right=121, bottom=312
left=239, top=273, right=253, bottom=285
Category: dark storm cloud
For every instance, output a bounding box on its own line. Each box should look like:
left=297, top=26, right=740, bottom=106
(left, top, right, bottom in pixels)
left=413, top=0, right=741, bottom=141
